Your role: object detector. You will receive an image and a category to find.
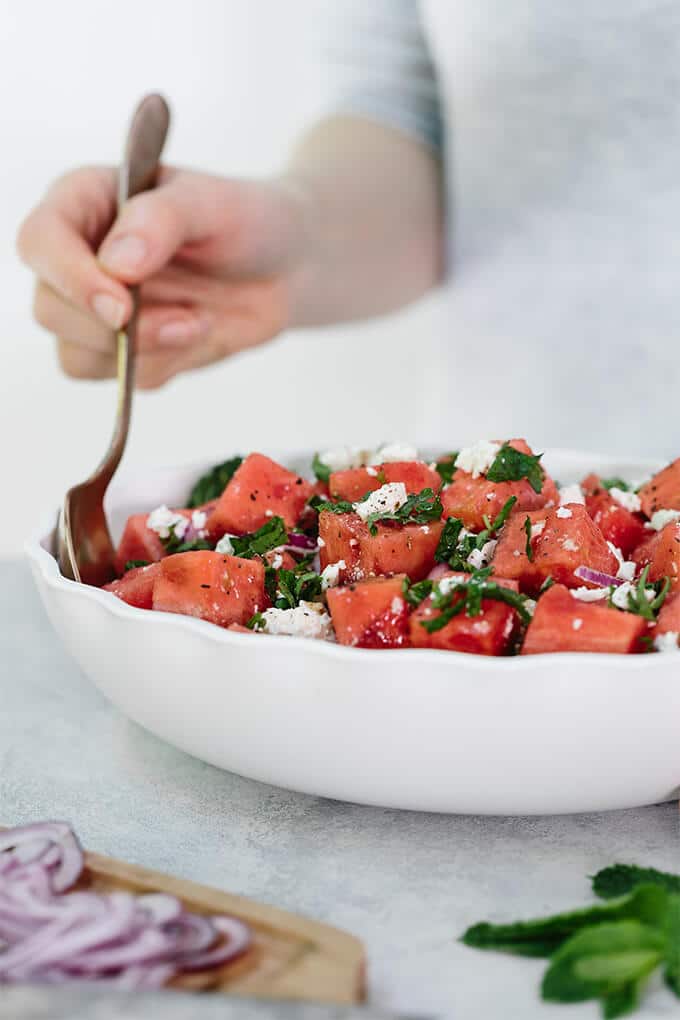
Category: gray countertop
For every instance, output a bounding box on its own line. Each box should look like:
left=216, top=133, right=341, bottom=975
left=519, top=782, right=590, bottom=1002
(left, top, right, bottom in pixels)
left=1, top=560, right=678, bottom=1019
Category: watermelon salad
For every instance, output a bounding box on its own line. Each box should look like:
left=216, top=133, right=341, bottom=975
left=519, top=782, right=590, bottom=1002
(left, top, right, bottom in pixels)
left=99, top=439, right=680, bottom=656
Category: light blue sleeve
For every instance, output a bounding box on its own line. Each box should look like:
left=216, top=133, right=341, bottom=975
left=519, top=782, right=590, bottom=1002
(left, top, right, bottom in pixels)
left=315, top=0, right=443, bottom=151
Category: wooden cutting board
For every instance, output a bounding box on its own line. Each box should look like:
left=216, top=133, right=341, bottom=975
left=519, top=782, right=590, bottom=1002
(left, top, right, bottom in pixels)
left=25, top=846, right=365, bottom=1005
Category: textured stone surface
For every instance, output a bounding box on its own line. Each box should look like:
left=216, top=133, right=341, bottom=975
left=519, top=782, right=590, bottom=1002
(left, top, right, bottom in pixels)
left=1, top=560, right=678, bottom=1018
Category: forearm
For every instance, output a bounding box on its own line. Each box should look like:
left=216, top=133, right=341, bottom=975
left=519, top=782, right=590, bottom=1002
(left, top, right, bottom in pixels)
left=284, top=116, right=444, bottom=327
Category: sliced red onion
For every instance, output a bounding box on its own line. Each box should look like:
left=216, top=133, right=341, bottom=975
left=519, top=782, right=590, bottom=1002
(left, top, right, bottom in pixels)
left=286, top=532, right=317, bottom=552
left=574, top=566, right=624, bottom=589
left=0, top=822, right=252, bottom=989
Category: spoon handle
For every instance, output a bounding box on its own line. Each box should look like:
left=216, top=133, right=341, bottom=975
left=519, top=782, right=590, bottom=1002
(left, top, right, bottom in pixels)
left=105, top=95, right=171, bottom=482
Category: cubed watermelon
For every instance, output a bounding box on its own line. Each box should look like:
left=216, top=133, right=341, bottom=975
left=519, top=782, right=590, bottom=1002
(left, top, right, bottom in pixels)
left=327, top=575, right=410, bottom=647
left=409, top=572, right=519, bottom=655
left=329, top=461, right=440, bottom=502
left=638, top=458, right=680, bottom=517
left=318, top=511, right=443, bottom=583
left=656, top=591, right=680, bottom=634
left=530, top=504, right=619, bottom=590
left=521, top=584, right=646, bottom=654
left=115, top=512, right=185, bottom=576
left=491, top=509, right=550, bottom=593
left=152, top=551, right=266, bottom=627
left=103, top=562, right=162, bottom=610
left=207, top=453, right=313, bottom=537
left=632, top=522, right=680, bottom=592
left=441, top=438, right=559, bottom=531
left=581, top=474, right=647, bottom=557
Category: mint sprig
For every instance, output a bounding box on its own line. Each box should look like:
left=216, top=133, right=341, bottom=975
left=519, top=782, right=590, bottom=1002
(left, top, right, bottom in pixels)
left=434, top=452, right=459, bottom=485
left=311, top=453, right=331, bottom=484
left=435, top=496, right=516, bottom=571
left=187, top=456, right=242, bottom=507
left=228, top=516, right=289, bottom=560
left=421, top=566, right=532, bottom=632
left=487, top=443, right=545, bottom=494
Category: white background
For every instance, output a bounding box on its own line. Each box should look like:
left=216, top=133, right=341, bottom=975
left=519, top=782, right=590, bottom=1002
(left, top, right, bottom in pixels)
left=1, top=0, right=442, bottom=556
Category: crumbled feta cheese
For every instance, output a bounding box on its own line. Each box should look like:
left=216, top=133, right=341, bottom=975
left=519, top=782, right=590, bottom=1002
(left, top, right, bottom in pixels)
left=353, top=482, right=408, bottom=521
left=215, top=534, right=235, bottom=555
left=485, top=492, right=497, bottom=501
left=562, top=538, right=579, bottom=552
left=260, top=601, right=333, bottom=640
left=191, top=510, right=208, bottom=533
left=607, top=542, right=624, bottom=568
left=617, top=560, right=636, bottom=582
left=270, top=553, right=284, bottom=570
left=437, top=574, right=467, bottom=596
left=349, top=538, right=358, bottom=547
left=421, top=525, right=430, bottom=534
left=147, top=505, right=188, bottom=541
left=648, top=509, right=680, bottom=531
left=467, top=540, right=497, bottom=570
left=455, top=440, right=501, bottom=479
left=556, top=507, right=573, bottom=519
left=317, top=446, right=368, bottom=474
left=365, top=466, right=378, bottom=477
left=390, top=597, right=405, bottom=615
left=531, top=520, right=546, bottom=539
left=317, top=537, right=326, bottom=548
left=654, top=631, right=680, bottom=653
left=559, top=484, right=585, bottom=506
left=572, top=618, right=584, bottom=631
left=609, top=487, right=642, bottom=513
left=264, top=509, right=274, bottom=518
left=320, top=560, right=346, bottom=590
left=369, top=442, right=418, bottom=465
left=571, top=587, right=610, bottom=602
left=611, top=581, right=654, bottom=611
left=524, top=598, right=537, bottom=616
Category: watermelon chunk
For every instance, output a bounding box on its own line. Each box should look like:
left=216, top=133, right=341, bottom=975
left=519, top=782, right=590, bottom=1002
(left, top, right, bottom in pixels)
left=530, top=504, right=619, bottom=590
left=656, top=591, right=680, bottom=635
left=409, top=572, right=519, bottom=655
left=318, top=511, right=443, bottom=583
left=152, top=551, right=266, bottom=627
left=327, top=575, right=410, bottom=648
left=207, top=453, right=313, bottom=537
left=442, top=438, right=559, bottom=531
left=581, top=474, right=647, bottom=557
left=103, top=562, right=162, bottom=610
left=115, top=512, right=183, bottom=576
left=632, top=522, right=680, bottom=592
left=521, top=584, right=646, bottom=654
left=329, top=461, right=440, bottom=503
left=638, top=458, right=680, bottom=517
left=491, top=509, right=550, bottom=593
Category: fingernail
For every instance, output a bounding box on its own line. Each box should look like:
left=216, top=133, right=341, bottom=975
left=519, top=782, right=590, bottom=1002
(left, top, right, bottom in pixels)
left=91, top=292, right=126, bottom=330
left=157, top=318, right=203, bottom=347
left=99, top=234, right=147, bottom=274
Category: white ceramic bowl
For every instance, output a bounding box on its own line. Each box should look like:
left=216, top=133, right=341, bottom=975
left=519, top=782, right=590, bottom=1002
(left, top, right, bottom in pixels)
left=26, top=449, right=680, bottom=815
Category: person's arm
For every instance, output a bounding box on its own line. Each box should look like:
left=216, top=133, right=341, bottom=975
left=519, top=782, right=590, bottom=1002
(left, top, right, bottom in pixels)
left=16, top=2, right=443, bottom=387
left=287, top=115, right=443, bottom=326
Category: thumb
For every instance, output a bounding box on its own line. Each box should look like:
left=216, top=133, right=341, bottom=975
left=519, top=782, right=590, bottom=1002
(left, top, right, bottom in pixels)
left=97, top=169, right=216, bottom=284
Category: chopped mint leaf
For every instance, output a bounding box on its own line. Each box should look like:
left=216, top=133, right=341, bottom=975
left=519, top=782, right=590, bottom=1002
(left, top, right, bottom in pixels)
left=664, top=894, right=680, bottom=997
left=402, top=576, right=434, bottom=608
left=312, top=453, right=331, bottom=484
left=435, top=452, right=459, bottom=485
left=593, top=864, right=680, bottom=901
left=523, top=516, right=534, bottom=561
left=228, top=517, right=288, bottom=560
left=435, top=497, right=516, bottom=572
left=188, top=456, right=242, bottom=507
left=246, top=612, right=265, bottom=631
left=487, top=443, right=545, bottom=494
left=539, top=575, right=555, bottom=594
left=163, top=536, right=213, bottom=555
left=124, top=559, right=149, bottom=572
left=602, top=477, right=630, bottom=492
left=610, top=565, right=670, bottom=621
left=365, top=487, right=443, bottom=535
left=273, top=568, right=323, bottom=610
left=435, top=517, right=464, bottom=564
left=421, top=566, right=532, bottom=632
left=309, top=495, right=355, bottom=516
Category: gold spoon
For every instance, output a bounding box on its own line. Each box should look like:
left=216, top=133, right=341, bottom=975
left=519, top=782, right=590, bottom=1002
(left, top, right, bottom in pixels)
left=55, top=94, right=170, bottom=586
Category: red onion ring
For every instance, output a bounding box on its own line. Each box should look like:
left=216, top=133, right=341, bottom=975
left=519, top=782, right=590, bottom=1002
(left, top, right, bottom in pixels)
left=286, top=532, right=317, bottom=552
left=0, top=822, right=251, bottom=989
left=574, top=566, right=624, bottom=589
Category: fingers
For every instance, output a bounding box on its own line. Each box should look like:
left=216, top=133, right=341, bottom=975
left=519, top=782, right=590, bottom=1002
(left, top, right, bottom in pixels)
left=17, top=168, right=133, bottom=331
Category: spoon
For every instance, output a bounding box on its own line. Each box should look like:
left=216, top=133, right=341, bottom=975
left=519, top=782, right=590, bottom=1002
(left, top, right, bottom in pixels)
left=55, top=94, right=170, bottom=586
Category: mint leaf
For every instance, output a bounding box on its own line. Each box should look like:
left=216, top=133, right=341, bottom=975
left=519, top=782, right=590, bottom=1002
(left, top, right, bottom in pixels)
left=364, top=487, right=443, bottom=535
left=274, top=568, right=323, bottom=610
left=124, top=559, right=149, bottom=572
left=461, top=885, right=670, bottom=960
left=539, top=575, right=555, bottom=594
left=593, top=864, right=680, bottom=901
left=164, top=536, right=213, bottom=555
left=611, top=565, right=670, bottom=621
left=435, top=517, right=464, bottom=564
left=602, top=477, right=630, bottom=492
left=230, top=517, right=288, bottom=559
left=664, top=894, right=680, bottom=997
left=310, top=495, right=355, bottom=516
left=487, top=443, right=545, bottom=494
left=602, top=978, right=647, bottom=1019
left=312, top=453, right=331, bottom=484
left=422, top=567, right=532, bottom=633
left=402, top=576, right=434, bottom=608
left=435, top=452, right=458, bottom=485
left=188, top=456, right=242, bottom=507
left=541, top=921, right=666, bottom=1007
left=246, top=612, right=265, bottom=631
left=435, top=497, right=516, bottom=572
